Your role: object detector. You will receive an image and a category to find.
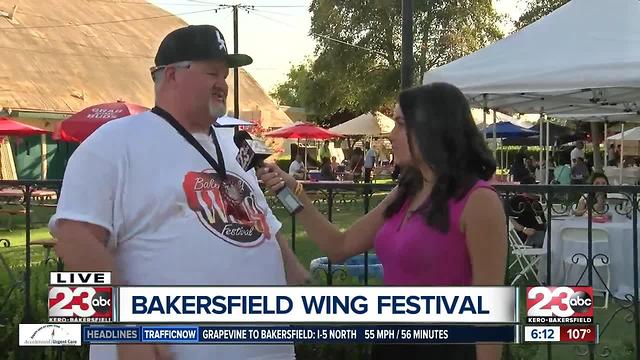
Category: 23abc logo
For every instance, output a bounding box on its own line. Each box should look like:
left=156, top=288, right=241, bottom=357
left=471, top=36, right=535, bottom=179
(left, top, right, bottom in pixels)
left=527, top=286, right=594, bottom=317
left=48, top=287, right=113, bottom=319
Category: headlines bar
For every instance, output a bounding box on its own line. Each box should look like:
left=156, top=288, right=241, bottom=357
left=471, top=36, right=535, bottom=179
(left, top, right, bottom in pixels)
left=82, top=325, right=517, bottom=344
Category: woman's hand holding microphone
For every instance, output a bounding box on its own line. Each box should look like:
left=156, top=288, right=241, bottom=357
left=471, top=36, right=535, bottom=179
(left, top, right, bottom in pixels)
left=256, top=163, right=302, bottom=196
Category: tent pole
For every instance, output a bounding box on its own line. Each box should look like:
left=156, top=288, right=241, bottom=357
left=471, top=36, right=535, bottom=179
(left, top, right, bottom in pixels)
left=539, top=110, right=544, bottom=178
left=604, top=121, right=608, bottom=165
left=482, top=94, right=487, bottom=141
left=40, top=134, right=47, bottom=180
left=492, top=110, right=497, bottom=159
left=506, top=151, right=509, bottom=181
left=545, top=115, right=550, bottom=184
left=620, top=123, right=625, bottom=184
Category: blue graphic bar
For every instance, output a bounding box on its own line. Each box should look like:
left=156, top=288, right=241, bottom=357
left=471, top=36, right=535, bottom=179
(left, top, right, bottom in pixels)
left=82, top=325, right=515, bottom=344
left=141, top=326, right=199, bottom=343
left=83, top=326, right=141, bottom=343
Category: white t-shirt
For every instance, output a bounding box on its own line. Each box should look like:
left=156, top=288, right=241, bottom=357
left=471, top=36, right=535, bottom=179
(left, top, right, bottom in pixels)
left=49, top=111, right=295, bottom=360
left=364, top=149, right=376, bottom=168
left=570, top=147, right=584, bottom=164
left=288, top=160, right=304, bottom=175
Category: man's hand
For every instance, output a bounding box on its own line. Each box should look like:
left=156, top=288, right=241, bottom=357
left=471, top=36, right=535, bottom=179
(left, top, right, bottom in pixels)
left=117, top=344, right=173, bottom=360
left=523, top=227, right=536, bottom=237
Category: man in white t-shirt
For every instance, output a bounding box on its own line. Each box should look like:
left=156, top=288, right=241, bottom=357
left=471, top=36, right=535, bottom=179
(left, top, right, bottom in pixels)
left=363, top=142, right=376, bottom=183
left=570, top=141, right=585, bottom=164
left=288, top=153, right=306, bottom=180
left=49, top=25, right=306, bottom=360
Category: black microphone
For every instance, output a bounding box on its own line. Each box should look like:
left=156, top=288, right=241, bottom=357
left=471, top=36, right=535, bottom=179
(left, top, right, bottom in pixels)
left=234, top=131, right=303, bottom=215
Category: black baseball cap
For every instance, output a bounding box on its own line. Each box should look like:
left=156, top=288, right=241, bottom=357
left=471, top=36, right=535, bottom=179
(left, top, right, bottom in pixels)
left=153, top=25, right=253, bottom=69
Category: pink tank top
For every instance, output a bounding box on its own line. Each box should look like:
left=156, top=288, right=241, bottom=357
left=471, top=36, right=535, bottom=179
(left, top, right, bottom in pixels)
left=374, top=180, right=494, bottom=286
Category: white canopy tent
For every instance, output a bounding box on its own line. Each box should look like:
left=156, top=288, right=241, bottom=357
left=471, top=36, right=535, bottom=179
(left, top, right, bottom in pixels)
left=329, top=111, right=395, bottom=136
left=608, top=126, right=640, bottom=141
left=554, top=113, right=640, bottom=183
left=423, top=0, right=640, bottom=183
left=215, top=116, right=254, bottom=127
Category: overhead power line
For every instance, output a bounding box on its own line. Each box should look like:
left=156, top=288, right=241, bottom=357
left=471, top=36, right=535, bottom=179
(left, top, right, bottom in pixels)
left=0, top=6, right=228, bottom=31
left=247, top=8, right=387, bottom=57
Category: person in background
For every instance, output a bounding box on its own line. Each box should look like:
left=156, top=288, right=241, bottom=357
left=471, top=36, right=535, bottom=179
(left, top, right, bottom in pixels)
left=318, top=140, right=330, bottom=162
left=574, top=172, right=610, bottom=216
left=506, top=177, right=546, bottom=248
left=364, top=141, right=376, bottom=183
left=570, top=141, right=585, bottom=164
left=526, top=156, right=537, bottom=175
left=257, top=82, right=507, bottom=360
left=330, top=156, right=340, bottom=172
left=607, top=144, right=617, bottom=166
left=510, top=153, right=534, bottom=183
left=553, top=152, right=572, bottom=185
left=571, top=157, right=589, bottom=184
left=50, top=24, right=305, bottom=360
left=350, top=147, right=364, bottom=182
left=616, top=144, right=623, bottom=166
left=288, top=153, right=307, bottom=180
left=319, top=156, right=337, bottom=181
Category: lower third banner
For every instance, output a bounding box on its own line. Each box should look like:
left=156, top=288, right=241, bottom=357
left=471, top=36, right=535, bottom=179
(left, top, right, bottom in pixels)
left=82, top=325, right=517, bottom=344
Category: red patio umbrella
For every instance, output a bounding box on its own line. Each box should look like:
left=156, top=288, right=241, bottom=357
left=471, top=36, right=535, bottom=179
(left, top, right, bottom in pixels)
left=263, top=122, right=343, bottom=140
left=264, top=122, right=342, bottom=170
left=0, top=117, right=51, bottom=136
left=57, top=101, right=148, bottom=142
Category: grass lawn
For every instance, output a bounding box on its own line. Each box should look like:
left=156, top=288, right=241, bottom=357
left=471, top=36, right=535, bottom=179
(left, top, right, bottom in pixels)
left=0, top=193, right=637, bottom=358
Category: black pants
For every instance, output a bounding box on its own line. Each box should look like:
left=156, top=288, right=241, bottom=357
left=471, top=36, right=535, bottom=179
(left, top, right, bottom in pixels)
left=371, top=344, right=476, bottom=360
left=364, top=167, right=373, bottom=183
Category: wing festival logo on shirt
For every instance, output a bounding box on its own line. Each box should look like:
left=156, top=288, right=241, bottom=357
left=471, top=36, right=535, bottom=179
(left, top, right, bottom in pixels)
left=183, top=170, right=270, bottom=247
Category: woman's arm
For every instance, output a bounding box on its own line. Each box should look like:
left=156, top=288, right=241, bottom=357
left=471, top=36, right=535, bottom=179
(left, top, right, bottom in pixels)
left=461, top=188, right=508, bottom=360
left=258, top=162, right=398, bottom=263
left=574, top=197, right=587, bottom=217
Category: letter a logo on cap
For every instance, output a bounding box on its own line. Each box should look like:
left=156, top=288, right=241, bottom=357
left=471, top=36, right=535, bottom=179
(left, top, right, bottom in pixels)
left=216, top=30, right=227, bottom=52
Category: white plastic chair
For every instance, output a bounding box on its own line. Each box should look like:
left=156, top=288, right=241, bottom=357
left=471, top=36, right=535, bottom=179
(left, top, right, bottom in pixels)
left=560, top=227, right=611, bottom=309
left=508, top=219, right=546, bottom=286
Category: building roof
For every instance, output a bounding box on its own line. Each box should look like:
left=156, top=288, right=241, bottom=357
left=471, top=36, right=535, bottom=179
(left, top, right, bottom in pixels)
left=0, top=0, right=291, bottom=128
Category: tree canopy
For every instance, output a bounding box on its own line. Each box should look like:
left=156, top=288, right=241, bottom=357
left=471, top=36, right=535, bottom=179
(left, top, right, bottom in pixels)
left=514, top=0, right=569, bottom=30
left=271, top=0, right=504, bottom=121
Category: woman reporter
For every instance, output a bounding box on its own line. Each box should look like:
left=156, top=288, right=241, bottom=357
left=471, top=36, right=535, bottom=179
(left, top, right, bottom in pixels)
left=257, top=83, right=507, bottom=360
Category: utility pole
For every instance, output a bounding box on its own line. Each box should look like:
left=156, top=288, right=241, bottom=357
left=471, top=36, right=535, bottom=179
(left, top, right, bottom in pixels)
left=233, top=5, right=239, bottom=119
left=401, top=0, right=414, bottom=90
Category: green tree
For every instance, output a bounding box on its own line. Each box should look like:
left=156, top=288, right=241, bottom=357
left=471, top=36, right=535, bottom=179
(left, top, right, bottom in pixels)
left=514, top=0, right=569, bottom=30
left=270, top=60, right=314, bottom=109
left=272, top=0, right=504, bottom=120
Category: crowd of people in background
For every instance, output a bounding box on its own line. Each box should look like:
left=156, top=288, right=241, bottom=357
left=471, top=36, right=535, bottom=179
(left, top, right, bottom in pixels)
left=287, top=140, right=398, bottom=183
left=509, top=141, right=602, bottom=185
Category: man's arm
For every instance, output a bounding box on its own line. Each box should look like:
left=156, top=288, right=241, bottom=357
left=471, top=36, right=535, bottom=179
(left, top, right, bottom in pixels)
left=50, top=134, right=173, bottom=360
left=276, top=232, right=310, bottom=285
left=54, top=220, right=115, bottom=275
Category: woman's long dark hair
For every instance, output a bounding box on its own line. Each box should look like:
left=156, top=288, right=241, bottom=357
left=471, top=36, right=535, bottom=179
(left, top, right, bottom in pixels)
left=384, top=82, right=496, bottom=233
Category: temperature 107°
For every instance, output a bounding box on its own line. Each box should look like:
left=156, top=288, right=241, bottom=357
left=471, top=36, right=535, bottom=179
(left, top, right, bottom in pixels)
left=559, top=326, right=597, bottom=343
left=567, top=328, right=591, bottom=340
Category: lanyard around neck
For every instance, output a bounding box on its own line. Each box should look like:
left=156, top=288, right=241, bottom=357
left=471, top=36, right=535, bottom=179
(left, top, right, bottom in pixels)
left=151, top=106, right=226, bottom=179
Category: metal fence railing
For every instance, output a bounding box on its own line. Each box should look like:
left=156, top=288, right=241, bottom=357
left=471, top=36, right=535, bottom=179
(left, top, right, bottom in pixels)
left=0, top=180, right=638, bottom=359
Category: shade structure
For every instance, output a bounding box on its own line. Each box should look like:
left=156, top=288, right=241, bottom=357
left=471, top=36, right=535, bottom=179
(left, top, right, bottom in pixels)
left=608, top=126, right=640, bottom=141
left=502, top=122, right=580, bottom=146
left=483, top=121, right=538, bottom=138
left=264, top=122, right=343, bottom=140
left=0, top=117, right=50, bottom=136
left=423, top=0, right=640, bottom=116
left=57, top=101, right=148, bottom=142
left=329, top=112, right=394, bottom=136
left=215, top=116, right=254, bottom=127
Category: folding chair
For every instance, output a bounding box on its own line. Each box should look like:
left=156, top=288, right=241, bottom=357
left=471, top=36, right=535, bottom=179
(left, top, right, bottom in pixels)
left=508, top=219, right=546, bottom=285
